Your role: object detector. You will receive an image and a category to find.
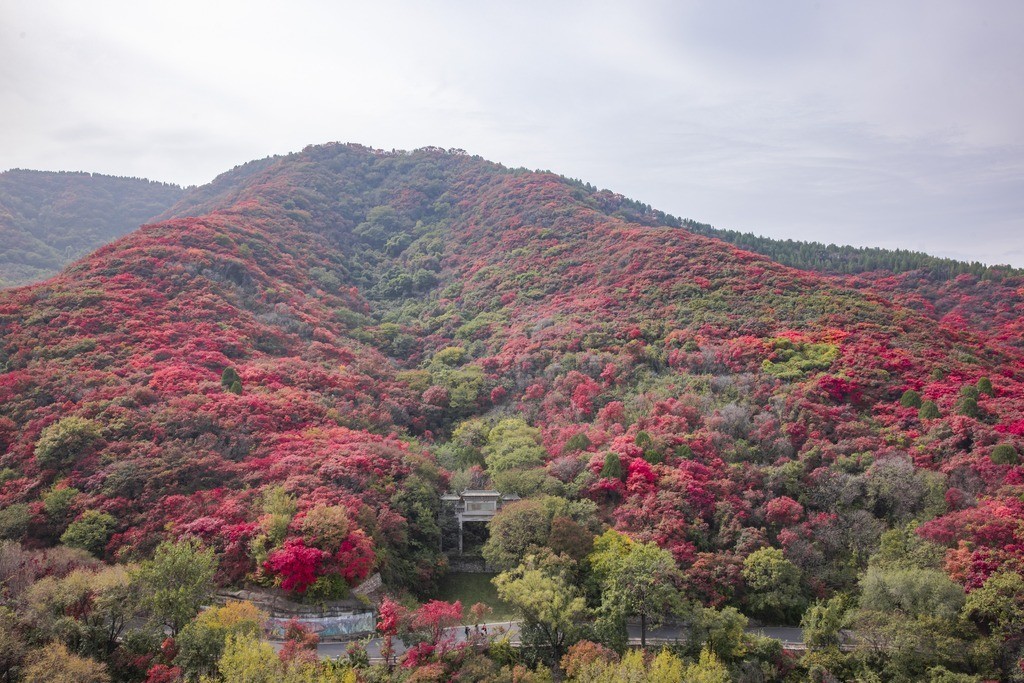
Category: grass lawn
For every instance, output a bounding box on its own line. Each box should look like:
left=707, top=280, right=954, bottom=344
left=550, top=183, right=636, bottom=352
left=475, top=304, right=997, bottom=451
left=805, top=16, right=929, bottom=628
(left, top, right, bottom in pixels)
left=434, top=572, right=517, bottom=623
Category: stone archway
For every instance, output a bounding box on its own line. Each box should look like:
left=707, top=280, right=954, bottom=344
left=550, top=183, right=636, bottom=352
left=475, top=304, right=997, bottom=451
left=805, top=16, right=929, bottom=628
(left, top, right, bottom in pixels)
left=440, top=489, right=520, bottom=554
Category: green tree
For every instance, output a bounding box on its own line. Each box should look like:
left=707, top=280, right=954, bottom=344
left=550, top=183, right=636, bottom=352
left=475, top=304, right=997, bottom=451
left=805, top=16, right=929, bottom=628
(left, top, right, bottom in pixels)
left=925, top=666, right=982, bottom=683
left=27, top=565, right=141, bottom=659
left=959, top=385, right=980, bottom=401
left=956, top=396, right=980, bottom=418
left=385, top=459, right=445, bottom=592
left=848, top=567, right=971, bottom=679
left=354, top=205, right=408, bottom=247
left=301, top=505, right=350, bottom=553
left=990, top=444, right=1019, bottom=465
left=60, top=510, right=115, bottom=556
left=491, top=468, right=562, bottom=497
left=871, top=523, right=945, bottom=570
left=963, top=571, right=1024, bottom=637
left=599, top=541, right=684, bottom=647
left=494, top=553, right=590, bottom=666
left=42, top=483, right=79, bottom=520
left=802, top=596, right=848, bottom=650
left=563, top=432, right=592, bottom=454
left=648, top=650, right=685, bottom=682
left=859, top=567, right=964, bottom=621
left=483, top=418, right=547, bottom=473
left=0, top=607, right=27, bottom=681
left=696, top=606, right=748, bottom=663
left=221, top=366, right=241, bottom=389
left=899, top=390, right=922, bottom=408
left=427, top=348, right=487, bottom=419
left=919, top=401, right=941, bottom=420
left=675, top=443, right=694, bottom=459
left=976, top=377, right=994, bottom=396
left=176, top=600, right=267, bottom=680
left=262, top=486, right=297, bottom=545
left=34, top=416, right=102, bottom=469
left=449, top=418, right=491, bottom=468
left=482, top=500, right=551, bottom=570
left=0, top=503, right=30, bottom=540
left=587, top=529, right=635, bottom=588
left=482, top=496, right=598, bottom=570
left=865, top=456, right=944, bottom=525
left=599, top=452, right=622, bottom=480
left=134, top=537, right=217, bottom=636
left=962, top=572, right=1024, bottom=680
left=742, top=547, right=806, bottom=623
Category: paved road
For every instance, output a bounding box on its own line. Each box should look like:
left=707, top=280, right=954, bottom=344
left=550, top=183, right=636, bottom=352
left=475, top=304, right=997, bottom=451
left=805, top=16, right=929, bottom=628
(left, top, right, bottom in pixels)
left=301, top=621, right=520, bottom=660
left=274, top=622, right=805, bottom=660
left=748, top=626, right=805, bottom=643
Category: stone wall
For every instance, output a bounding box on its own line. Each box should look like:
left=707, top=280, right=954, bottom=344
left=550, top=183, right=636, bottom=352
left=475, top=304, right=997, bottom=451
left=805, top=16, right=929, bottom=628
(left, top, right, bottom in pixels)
left=214, top=587, right=377, bottom=640
left=446, top=555, right=496, bottom=573
left=265, top=611, right=377, bottom=639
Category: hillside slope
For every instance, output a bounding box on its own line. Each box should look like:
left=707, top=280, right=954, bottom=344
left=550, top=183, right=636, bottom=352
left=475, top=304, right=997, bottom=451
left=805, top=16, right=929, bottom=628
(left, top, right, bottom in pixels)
left=0, top=169, right=184, bottom=288
left=1, top=143, right=1022, bottom=605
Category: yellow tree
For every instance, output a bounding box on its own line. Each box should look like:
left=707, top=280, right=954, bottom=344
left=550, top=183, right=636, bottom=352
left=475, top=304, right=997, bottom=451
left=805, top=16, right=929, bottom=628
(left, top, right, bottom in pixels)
left=20, top=642, right=109, bottom=683
left=494, top=552, right=590, bottom=665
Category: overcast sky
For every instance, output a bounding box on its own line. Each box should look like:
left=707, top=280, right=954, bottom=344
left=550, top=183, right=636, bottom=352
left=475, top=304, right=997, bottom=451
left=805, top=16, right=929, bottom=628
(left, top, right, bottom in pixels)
left=2, top=1, right=1023, bottom=266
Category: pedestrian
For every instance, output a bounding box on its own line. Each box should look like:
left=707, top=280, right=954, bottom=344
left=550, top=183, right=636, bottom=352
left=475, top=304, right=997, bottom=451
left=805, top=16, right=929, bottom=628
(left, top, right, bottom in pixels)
left=464, top=625, right=470, bottom=640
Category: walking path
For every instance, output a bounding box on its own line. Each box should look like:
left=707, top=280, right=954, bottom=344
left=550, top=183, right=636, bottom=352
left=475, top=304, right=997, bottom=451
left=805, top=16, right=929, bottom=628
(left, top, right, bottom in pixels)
left=272, top=622, right=811, bottom=660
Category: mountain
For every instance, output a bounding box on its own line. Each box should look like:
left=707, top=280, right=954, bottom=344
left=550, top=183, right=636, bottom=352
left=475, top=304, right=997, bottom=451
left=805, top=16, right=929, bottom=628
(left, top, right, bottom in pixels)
left=1, top=142, right=1022, bottom=608
left=0, top=169, right=184, bottom=288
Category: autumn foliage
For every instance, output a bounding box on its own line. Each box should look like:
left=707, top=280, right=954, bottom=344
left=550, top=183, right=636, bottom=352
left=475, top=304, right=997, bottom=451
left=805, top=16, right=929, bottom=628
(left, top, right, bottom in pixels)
left=0, top=141, right=1022, bottom=621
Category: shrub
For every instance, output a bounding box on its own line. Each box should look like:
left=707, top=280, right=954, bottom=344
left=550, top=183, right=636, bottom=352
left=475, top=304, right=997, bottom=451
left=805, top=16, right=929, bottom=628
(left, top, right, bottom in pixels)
left=959, top=385, right=980, bottom=401
left=562, top=432, right=592, bottom=454
left=990, top=444, right=1019, bottom=465
left=43, top=484, right=79, bottom=520
left=60, top=510, right=116, bottom=556
left=956, top=397, right=980, bottom=418
left=0, top=504, right=31, bottom=540
left=221, top=367, right=241, bottom=388
left=919, top=401, right=940, bottom=420
left=600, top=452, right=623, bottom=480
left=34, top=417, right=102, bottom=469
left=899, top=389, right=922, bottom=408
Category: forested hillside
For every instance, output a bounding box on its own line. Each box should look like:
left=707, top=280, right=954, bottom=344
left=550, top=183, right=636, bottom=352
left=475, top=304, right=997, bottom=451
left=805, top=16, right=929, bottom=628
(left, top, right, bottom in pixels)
left=1, top=143, right=1023, bottom=681
left=684, top=221, right=1021, bottom=279
left=0, top=170, right=184, bottom=288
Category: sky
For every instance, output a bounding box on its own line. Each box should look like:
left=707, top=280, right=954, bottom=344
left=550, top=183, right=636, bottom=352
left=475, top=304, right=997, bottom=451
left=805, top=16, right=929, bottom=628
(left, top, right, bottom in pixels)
left=2, top=1, right=1023, bottom=266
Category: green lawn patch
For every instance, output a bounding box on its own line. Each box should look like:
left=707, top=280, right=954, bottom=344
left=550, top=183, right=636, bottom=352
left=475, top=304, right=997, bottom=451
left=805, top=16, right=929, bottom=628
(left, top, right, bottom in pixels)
left=434, top=572, right=516, bottom=623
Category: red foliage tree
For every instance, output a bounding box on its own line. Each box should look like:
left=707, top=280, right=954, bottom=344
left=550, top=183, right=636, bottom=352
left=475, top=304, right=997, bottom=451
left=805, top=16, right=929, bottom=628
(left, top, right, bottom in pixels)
left=263, top=539, right=328, bottom=593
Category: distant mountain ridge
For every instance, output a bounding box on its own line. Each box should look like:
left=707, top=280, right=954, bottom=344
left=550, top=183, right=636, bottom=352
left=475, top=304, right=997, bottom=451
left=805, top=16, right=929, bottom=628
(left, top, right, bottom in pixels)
left=3, top=159, right=1014, bottom=290
left=683, top=221, right=1021, bottom=280
left=0, top=169, right=184, bottom=288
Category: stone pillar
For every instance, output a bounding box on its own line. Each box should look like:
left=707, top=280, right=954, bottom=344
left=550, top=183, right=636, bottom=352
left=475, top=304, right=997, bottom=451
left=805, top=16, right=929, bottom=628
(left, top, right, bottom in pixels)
left=458, top=517, right=464, bottom=555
